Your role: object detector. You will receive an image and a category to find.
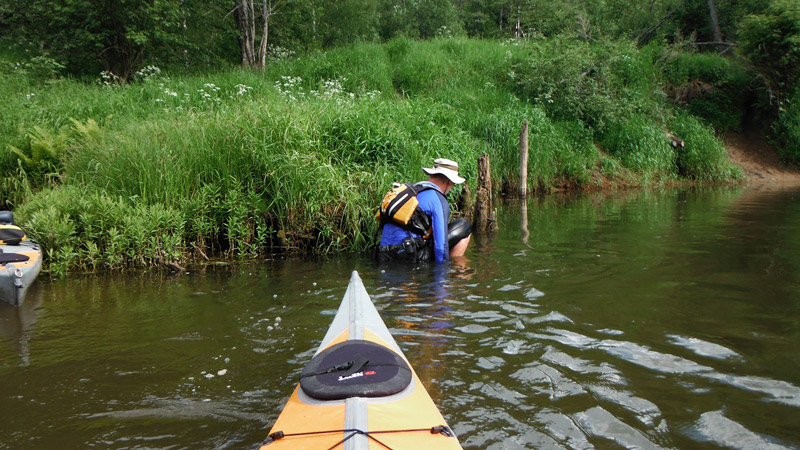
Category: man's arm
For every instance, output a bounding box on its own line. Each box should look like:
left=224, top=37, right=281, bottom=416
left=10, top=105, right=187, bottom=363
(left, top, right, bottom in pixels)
left=418, top=190, right=448, bottom=262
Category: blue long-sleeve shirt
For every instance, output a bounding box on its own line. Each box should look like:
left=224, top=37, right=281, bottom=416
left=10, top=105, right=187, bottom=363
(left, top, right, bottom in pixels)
left=380, top=181, right=450, bottom=262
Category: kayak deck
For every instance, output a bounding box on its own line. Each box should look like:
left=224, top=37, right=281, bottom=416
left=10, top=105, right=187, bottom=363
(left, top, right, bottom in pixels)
left=260, top=271, right=462, bottom=449
left=0, top=241, right=42, bottom=306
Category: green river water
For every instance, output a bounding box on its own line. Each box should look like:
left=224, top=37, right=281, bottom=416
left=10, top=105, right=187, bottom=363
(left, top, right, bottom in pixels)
left=1, top=187, right=799, bottom=449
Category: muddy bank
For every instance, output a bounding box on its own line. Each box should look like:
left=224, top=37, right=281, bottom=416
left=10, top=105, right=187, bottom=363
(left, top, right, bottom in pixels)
left=725, top=131, right=800, bottom=189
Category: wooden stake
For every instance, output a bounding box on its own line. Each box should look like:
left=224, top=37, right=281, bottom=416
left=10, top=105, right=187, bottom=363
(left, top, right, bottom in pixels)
left=474, top=154, right=496, bottom=231
left=520, top=120, right=529, bottom=198
left=520, top=200, right=529, bottom=246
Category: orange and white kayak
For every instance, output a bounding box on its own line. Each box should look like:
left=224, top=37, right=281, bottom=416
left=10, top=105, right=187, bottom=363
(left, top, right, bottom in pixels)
left=0, top=240, right=42, bottom=307
left=259, top=270, right=463, bottom=450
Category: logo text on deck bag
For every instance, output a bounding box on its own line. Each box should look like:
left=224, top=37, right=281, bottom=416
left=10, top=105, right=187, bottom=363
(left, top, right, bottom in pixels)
left=338, top=371, right=376, bottom=381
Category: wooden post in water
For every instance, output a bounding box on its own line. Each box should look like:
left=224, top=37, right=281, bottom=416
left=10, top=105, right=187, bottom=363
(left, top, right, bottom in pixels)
left=520, top=120, right=528, bottom=198
left=520, top=199, right=530, bottom=246
left=519, top=120, right=530, bottom=245
left=474, top=154, right=496, bottom=231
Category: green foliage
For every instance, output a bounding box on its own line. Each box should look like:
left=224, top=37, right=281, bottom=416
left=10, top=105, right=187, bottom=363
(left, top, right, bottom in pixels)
left=2, top=55, right=66, bottom=80
left=738, top=0, right=800, bottom=100
left=661, top=50, right=760, bottom=129
left=512, top=37, right=660, bottom=131
left=16, top=187, right=185, bottom=276
left=0, top=38, right=749, bottom=274
left=7, top=125, right=70, bottom=172
left=379, top=0, right=463, bottom=40
left=1, top=0, right=185, bottom=80
left=773, top=86, right=800, bottom=165
left=320, top=0, right=380, bottom=47
left=469, top=105, right=597, bottom=189
left=5, top=118, right=104, bottom=184
left=0, top=166, right=33, bottom=210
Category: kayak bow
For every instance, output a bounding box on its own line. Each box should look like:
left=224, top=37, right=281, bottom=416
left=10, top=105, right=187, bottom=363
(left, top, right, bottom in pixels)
left=259, top=270, right=462, bottom=450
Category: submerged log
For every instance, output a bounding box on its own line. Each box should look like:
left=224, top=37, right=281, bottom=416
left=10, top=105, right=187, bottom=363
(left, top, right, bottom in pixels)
left=157, top=257, right=186, bottom=273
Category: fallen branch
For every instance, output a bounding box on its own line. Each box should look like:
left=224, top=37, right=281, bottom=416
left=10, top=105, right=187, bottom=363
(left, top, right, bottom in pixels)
left=191, top=242, right=210, bottom=261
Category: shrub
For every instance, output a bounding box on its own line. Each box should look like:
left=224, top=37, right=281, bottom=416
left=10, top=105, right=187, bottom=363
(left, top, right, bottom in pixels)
left=773, top=87, right=800, bottom=165
left=669, top=113, right=741, bottom=180
left=16, top=187, right=185, bottom=275
left=511, top=37, right=660, bottom=131
left=1, top=38, right=747, bottom=274
left=661, top=50, right=760, bottom=130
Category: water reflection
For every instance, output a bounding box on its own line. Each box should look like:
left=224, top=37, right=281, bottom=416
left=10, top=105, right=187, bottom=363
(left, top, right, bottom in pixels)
left=0, top=286, right=43, bottom=366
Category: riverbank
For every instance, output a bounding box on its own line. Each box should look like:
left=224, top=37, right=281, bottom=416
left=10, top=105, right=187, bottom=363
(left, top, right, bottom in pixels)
left=1, top=38, right=795, bottom=274
left=725, top=131, right=800, bottom=189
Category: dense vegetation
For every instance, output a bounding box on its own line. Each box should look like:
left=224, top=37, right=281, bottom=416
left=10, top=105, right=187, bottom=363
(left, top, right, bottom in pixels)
left=0, top=0, right=798, bottom=274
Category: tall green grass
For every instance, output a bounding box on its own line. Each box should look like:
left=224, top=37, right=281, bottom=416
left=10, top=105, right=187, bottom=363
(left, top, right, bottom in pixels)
left=1, top=37, right=745, bottom=273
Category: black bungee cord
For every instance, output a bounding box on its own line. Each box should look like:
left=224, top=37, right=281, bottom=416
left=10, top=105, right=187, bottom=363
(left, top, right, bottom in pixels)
left=260, top=425, right=455, bottom=449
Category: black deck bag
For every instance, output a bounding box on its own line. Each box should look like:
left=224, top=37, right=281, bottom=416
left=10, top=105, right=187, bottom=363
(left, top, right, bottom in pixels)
left=299, top=340, right=412, bottom=400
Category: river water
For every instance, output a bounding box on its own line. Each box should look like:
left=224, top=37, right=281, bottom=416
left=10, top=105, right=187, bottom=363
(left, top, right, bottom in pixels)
left=1, top=187, right=799, bottom=449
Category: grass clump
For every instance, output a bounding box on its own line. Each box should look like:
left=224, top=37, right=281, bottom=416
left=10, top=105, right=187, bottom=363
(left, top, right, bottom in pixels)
left=670, top=113, right=742, bottom=181
left=599, top=115, right=677, bottom=178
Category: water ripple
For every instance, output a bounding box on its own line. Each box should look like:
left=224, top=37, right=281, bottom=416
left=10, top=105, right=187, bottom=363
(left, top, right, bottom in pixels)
left=573, top=406, right=669, bottom=449
left=586, top=384, right=662, bottom=426
left=687, top=410, right=792, bottom=449
left=666, top=334, right=741, bottom=360
left=535, top=409, right=593, bottom=450
left=704, top=373, right=800, bottom=407
left=540, top=346, right=623, bottom=379
left=510, top=363, right=586, bottom=399
left=499, top=301, right=540, bottom=315
left=535, top=328, right=800, bottom=408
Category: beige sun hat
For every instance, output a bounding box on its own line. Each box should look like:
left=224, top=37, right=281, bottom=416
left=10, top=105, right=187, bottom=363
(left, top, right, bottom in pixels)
left=422, top=158, right=465, bottom=184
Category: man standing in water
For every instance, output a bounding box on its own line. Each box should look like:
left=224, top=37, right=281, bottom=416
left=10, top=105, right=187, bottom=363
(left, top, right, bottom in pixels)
left=377, top=158, right=472, bottom=262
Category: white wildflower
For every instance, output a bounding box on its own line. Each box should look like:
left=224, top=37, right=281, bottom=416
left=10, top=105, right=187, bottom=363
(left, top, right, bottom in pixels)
left=235, top=84, right=253, bottom=96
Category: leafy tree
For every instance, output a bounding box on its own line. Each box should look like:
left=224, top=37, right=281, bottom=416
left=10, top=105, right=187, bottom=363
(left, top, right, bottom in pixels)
left=379, top=0, right=417, bottom=39
left=379, top=0, right=462, bottom=39
left=414, top=0, right=462, bottom=38
left=738, top=0, right=800, bottom=102
left=0, top=0, right=185, bottom=82
left=320, top=0, right=379, bottom=47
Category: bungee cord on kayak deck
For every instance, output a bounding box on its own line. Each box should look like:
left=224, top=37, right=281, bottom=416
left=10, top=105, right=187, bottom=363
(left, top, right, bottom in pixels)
left=261, top=425, right=456, bottom=449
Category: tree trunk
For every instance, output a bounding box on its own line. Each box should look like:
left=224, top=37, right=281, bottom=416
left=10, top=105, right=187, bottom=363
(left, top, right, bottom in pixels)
left=257, top=0, right=270, bottom=69
left=236, top=0, right=281, bottom=70
left=236, top=0, right=256, bottom=68
left=706, top=0, right=723, bottom=52
left=499, top=6, right=503, bottom=32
